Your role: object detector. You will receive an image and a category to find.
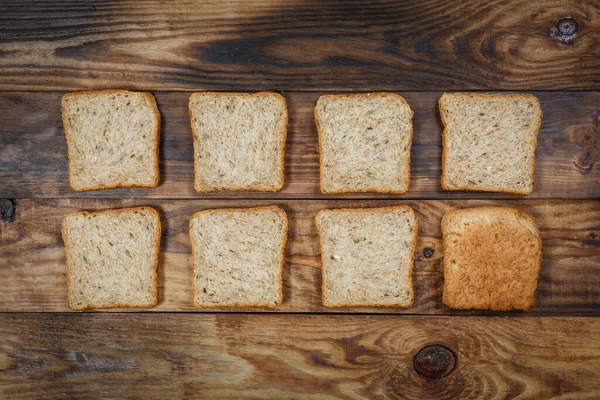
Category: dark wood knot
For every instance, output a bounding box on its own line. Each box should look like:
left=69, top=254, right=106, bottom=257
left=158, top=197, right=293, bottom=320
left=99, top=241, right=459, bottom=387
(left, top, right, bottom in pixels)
left=413, top=345, right=456, bottom=379
left=551, top=17, right=578, bottom=44
left=572, top=113, right=600, bottom=173
left=557, top=18, right=578, bottom=35
left=0, top=199, right=17, bottom=223
left=422, top=247, right=435, bottom=259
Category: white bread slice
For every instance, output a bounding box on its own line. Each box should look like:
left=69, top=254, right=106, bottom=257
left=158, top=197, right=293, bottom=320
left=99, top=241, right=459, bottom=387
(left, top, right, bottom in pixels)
left=439, top=93, right=542, bottom=195
left=62, top=90, right=161, bottom=192
left=315, top=93, right=414, bottom=194
left=189, top=206, right=287, bottom=307
left=62, top=207, right=161, bottom=311
left=441, top=207, right=543, bottom=311
left=315, top=206, right=418, bottom=307
left=189, top=92, right=288, bottom=192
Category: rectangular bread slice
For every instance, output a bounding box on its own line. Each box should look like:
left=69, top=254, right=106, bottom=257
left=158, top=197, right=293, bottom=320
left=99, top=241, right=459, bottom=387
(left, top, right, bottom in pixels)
left=439, top=93, right=542, bottom=195
left=189, top=92, right=288, bottom=192
left=62, top=207, right=161, bottom=311
left=441, top=207, right=543, bottom=311
left=62, top=90, right=161, bottom=192
left=315, top=93, right=413, bottom=194
left=315, top=206, right=418, bottom=307
left=189, top=206, right=287, bottom=307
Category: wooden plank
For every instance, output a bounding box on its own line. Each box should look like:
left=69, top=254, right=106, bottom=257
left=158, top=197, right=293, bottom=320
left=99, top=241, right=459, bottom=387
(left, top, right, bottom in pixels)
left=1, top=313, right=599, bottom=399
left=1, top=198, right=598, bottom=314
left=1, top=91, right=599, bottom=199
left=0, top=1, right=598, bottom=91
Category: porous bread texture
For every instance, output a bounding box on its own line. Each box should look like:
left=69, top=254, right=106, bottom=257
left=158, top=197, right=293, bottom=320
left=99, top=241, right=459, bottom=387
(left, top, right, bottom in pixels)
left=62, top=90, right=161, bottom=192
left=62, top=207, right=161, bottom=311
left=315, top=93, right=413, bottom=194
left=441, top=207, right=543, bottom=311
left=439, top=93, right=542, bottom=195
left=189, top=206, right=287, bottom=307
left=315, top=206, right=417, bottom=307
left=189, top=92, right=288, bottom=192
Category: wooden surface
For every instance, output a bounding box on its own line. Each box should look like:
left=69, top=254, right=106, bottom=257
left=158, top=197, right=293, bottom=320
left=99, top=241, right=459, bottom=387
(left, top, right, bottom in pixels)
left=1, top=313, right=599, bottom=399
left=0, top=1, right=599, bottom=91
left=1, top=91, right=599, bottom=199
left=1, top=0, right=599, bottom=398
left=1, top=198, right=598, bottom=315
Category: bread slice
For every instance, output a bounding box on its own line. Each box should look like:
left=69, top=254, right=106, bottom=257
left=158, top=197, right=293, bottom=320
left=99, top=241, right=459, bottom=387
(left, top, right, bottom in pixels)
left=62, top=90, right=161, bottom=192
left=189, top=206, right=287, bottom=307
left=439, top=93, right=542, bottom=195
left=441, top=207, right=543, bottom=311
left=315, top=206, right=418, bottom=307
left=62, top=207, right=161, bottom=311
left=189, top=92, right=288, bottom=192
left=315, top=93, right=414, bottom=194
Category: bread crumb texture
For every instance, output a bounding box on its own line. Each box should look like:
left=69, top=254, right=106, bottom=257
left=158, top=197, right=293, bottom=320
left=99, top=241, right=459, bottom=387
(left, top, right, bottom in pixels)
left=62, top=90, right=160, bottom=191
left=316, top=93, right=413, bottom=193
left=440, top=93, right=542, bottom=195
left=316, top=206, right=417, bottom=307
left=189, top=92, right=287, bottom=192
left=189, top=206, right=287, bottom=307
left=442, top=207, right=542, bottom=311
left=62, top=207, right=160, bottom=310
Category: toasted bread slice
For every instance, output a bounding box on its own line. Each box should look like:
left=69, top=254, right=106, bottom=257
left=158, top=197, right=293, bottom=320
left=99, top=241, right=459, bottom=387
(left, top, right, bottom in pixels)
left=189, top=92, right=288, bottom=192
left=315, top=206, right=418, bottom=307
left=439, top=93, right=542, bottom=195
left=62, top=90, right=161, bottom=192
left=189, top=206, right=287, bottom=307
left=441, top=207, right=543, bottom=311
left=315, top=93, right=414, bottom=194
left=62, top=207, right=161, bottom=311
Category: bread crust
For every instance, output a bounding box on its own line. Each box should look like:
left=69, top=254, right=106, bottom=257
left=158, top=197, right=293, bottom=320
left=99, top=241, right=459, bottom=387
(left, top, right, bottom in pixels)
left=189, top=205, right=287, bottom=308
left=315, top=205, right=418, bottom=308
left=441, top=206, right=543, bottom=311
left=62, top=206, right=161, bottom=311
left=439, top=92, right=542, bottom=196
left=189, top=92, right=288, bottom=193
left=315, top=93, right=414, bottom=194
left=61, top=90, right=161, bottom=192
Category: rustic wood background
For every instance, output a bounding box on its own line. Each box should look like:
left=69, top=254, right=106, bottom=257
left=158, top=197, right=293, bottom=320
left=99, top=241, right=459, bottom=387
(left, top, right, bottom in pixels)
left=1, top=1, right=599, bottom=398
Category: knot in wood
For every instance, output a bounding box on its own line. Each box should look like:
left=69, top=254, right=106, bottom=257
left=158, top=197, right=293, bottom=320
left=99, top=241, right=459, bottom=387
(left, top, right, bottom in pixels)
left=0, top=199, right=17, bottom=223
left=422, top=247, right=435, bottom=259
left=572, top=113, right=600, bottom=173
left=557, top=18, right=578, bottom=36
left=413, top=345, right=456, bottom=379
left=551, top=17, right=578, bottom=44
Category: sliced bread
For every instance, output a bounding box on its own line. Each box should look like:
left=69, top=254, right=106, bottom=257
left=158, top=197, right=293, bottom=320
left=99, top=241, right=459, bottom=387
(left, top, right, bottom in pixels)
left=315, top=206, right=418, bottom=307
left=189, top=206, right=287, bottom=307
left=439, top=93, right=542, bottom=195
left=62, top=90, right=161, bottom=192
left=62, top=207, right=161, bottom=311
left=315, top=93, right=414, bottom=194
left=441, top=207, right=543, bottom=311
left=189, top=92, right=288, bottom=192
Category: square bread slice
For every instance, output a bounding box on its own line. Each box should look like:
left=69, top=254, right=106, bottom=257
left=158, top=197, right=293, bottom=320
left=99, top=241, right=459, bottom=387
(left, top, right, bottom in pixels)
left=315, top=93, right=414, bottom=194
left=62, top=207, right=161, bottom=311
left=189, top=92, right=288, bottom=192
left=315, top=206, right=418, bottom=307
left=189, top=206, right=287, bottom=307
left=62, top=90, right=161, bottom=192
left=439, top=93, right=543, bottom=195
left=441, top=207, right=543, bottom=311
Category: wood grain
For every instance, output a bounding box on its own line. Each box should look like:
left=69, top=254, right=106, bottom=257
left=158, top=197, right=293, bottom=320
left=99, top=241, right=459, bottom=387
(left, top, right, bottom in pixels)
left=1, top=198, right=598, bottom=314
left=0, top=1, right=599, bottom=91
left=1, top=91, right=599, bottom=199
left=1, top=313, right=599, bottom=399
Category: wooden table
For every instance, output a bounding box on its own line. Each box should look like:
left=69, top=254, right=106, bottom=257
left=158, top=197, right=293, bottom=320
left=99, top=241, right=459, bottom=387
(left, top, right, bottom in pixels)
left=1, top=1, right=599, bottom=398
